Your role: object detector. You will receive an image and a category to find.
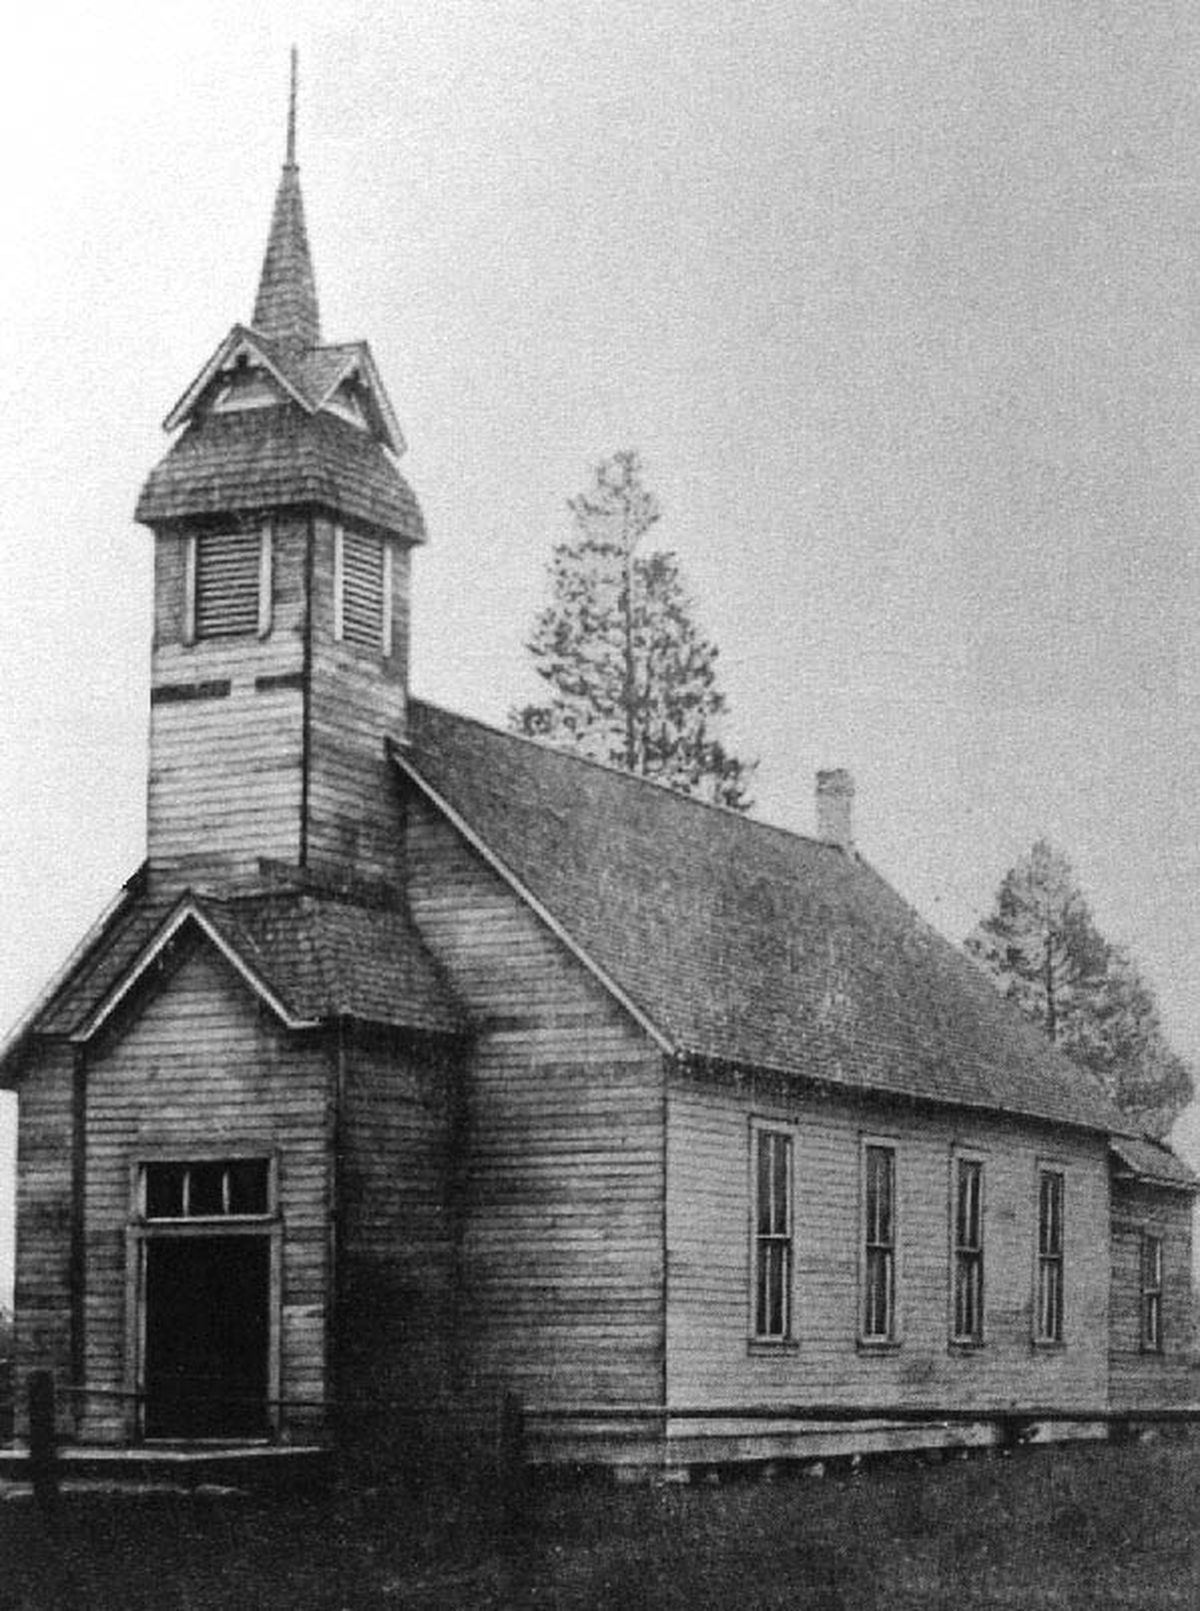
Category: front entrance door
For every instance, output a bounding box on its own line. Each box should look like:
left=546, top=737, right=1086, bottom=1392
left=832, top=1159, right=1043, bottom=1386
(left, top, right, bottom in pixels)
left=142, top=1236, right=270, bottom=1438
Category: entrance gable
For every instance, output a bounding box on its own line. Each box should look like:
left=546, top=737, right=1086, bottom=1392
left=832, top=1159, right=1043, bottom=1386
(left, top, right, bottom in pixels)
left=78, top=941, right=333, bottom=1445
left=73, top=899, right=318, bottom=1052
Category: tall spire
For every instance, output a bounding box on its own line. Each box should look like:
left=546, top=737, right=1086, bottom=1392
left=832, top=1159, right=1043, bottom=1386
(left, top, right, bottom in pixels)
left=286, top=44, right=298, bottom=165
left=252, top=47, right=320, bottom=353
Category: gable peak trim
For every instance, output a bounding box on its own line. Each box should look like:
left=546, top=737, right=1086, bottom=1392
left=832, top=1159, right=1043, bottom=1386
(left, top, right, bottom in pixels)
left=71, top=897, right=321, bottom=1044
left=162, top=326, right=314, bottom=434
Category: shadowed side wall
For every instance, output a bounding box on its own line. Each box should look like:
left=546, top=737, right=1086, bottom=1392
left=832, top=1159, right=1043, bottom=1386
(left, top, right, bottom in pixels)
left=305, top=519, right=410, bottom=882
left=336, top=1027, right=461, bottom=1456
left=403, top=788, right=665, bottom=1415
left=1110, top=1178, right=1195, bottom=1409
left=11, top=1042, right=75, bottom=1436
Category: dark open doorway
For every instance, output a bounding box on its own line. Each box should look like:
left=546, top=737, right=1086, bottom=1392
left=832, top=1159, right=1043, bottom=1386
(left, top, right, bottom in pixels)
left=143, top=1235, right=270, bottom=1438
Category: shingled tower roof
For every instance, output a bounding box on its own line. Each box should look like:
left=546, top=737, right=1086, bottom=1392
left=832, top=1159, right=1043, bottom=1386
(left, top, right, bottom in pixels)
left=251, top=49, right=320, bottom=353
left=137, top=50, right=421, bottom=539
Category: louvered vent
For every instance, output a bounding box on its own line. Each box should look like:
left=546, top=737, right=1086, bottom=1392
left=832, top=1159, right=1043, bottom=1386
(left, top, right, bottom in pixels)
left=195, top=531, right=263, bottom=638
left=338, top=529, right=390, bottom=651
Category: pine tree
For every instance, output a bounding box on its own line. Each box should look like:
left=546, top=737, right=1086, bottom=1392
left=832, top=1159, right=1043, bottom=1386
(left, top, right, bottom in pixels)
left=967, top=840, right=1193, bottom=1133
left=511, top=450, right=755, bottom=810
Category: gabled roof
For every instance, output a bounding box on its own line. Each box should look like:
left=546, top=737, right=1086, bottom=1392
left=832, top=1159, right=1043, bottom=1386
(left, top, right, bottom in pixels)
left=136, top=405, right=425, bottom=541
left=1111, top=1135, right=1199, bottom=1193
left=3, top=881, right=463, bottom=1071
left=74, top=896, right=323, bottom=1040
left=160, top=328, right=405, bottom=459
left=162, top=326, right=315, bottom=433
left=395, top=701, right=1130, bottom=1137
left=295, top=342, right=404, bottom=453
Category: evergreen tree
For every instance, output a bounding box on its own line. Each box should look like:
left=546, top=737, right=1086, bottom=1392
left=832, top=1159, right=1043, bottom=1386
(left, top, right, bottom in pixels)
left=967, top=840, right=1193, bottom=1133
left=512, top=450, right=755, bottom=810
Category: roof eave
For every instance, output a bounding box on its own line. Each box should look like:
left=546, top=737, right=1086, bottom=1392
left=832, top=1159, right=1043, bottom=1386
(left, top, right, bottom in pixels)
left=1113, top=1171, right=1199, bottom=1195
left=0, top=865, right=149, bottom=1083
left=674, top=1046, right=1121, bottom=1139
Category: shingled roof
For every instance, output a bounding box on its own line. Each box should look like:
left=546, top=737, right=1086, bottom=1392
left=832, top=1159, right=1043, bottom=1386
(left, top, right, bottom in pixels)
left=397, top=700, right=1131, bottom=1137
left=200, top=890, right=463, bottom=1034
left=6, top=880, right=462, bottom=1058
left=1111, top=1135, right=1198, bottom=1191
left=252, top=158, right=320, bottom=354
left=251, top=47, right=319, bottom=355
left=135, top=405, right=425, bottom=541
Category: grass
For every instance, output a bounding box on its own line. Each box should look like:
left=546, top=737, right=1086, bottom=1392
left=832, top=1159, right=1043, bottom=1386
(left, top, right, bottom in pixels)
left=2, top=1437, right=1199, bottom=1609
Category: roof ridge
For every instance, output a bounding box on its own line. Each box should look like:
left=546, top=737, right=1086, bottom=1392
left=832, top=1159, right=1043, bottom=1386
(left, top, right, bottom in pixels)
left=406, top=697, right=842, bottom=854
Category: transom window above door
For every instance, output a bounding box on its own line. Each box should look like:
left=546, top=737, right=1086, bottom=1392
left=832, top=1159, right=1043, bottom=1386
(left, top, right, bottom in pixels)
left=141, top=1158, right=272, bottom=1220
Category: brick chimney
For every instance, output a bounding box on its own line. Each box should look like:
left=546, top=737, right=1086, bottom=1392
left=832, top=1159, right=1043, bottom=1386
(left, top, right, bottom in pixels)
left=816, top=769, right=855, bottom=851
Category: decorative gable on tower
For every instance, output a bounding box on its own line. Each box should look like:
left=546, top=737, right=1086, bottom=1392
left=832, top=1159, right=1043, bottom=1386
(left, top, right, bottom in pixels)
left=140, top=51, right=415, bottom=541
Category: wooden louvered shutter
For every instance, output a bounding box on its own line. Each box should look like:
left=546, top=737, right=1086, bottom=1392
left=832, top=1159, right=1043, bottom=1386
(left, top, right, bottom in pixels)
left=193, top=529, right=270, bottom=639
left=335, top=527, right=393, bottom=654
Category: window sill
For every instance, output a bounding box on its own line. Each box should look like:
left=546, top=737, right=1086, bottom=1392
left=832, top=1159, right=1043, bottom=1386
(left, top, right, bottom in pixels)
left=748, top=1339, right=800, bottom=1356
left=948, top=1338, right=986, bottom=1354
left=856, top=1337, right=901, bottom=1355
left=1030, top=1338, right=1066, bottom=1352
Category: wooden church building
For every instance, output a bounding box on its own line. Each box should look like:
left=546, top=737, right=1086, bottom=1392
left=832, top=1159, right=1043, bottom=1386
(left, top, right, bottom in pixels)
left=2, top=70, right=1195, bottom=1471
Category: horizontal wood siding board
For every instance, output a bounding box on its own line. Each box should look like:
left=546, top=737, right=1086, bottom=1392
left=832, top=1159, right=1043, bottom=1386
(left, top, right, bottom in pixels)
left=666, top=1072, right=1111, bottom=1414
left=403, top=792, right=665, bottom=1409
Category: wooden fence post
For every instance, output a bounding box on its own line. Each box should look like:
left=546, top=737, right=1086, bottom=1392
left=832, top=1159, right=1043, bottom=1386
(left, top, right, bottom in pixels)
left=28, top=1371, right=58, bottom=1514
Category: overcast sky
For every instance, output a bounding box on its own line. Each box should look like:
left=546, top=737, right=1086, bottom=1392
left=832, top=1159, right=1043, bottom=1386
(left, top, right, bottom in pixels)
left=3, top=0, right=1200, bottom=1298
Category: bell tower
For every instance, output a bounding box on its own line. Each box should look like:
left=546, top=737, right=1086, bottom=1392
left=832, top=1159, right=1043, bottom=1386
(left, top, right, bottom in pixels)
left=136, top=53, right=424, bottom=893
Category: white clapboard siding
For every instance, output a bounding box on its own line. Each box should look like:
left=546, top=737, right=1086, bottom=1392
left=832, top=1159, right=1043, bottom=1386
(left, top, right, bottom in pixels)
left=665, top=1073, right=1112, bottom=1421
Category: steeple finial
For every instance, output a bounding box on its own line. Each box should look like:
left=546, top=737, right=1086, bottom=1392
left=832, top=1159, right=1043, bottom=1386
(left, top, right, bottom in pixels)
left=287, top=45, right=298, bottom=166
left=252, top=48, right=320, bottom=352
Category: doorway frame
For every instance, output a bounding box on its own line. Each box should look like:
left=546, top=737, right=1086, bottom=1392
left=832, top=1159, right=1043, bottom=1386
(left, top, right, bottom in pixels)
left=124, top=1149, right=282, bottom=1443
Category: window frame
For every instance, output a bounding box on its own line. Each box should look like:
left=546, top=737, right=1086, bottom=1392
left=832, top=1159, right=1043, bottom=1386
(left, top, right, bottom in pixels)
left=333, top=524, right=394, bottom=656
left=183, top=525, right=273, bottom=644
left=749, top=1121, right=794, bottom=1345
left=949, top=1152, right=986, bottom=1346
left=859, top=1137, right=899, bottom=1347
left=1034, top=1165, right=1066, bottom=1346
left=1140, top=1232, right=1164, bottom=1353
left=138, top=1156, right=276, bottom=1224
